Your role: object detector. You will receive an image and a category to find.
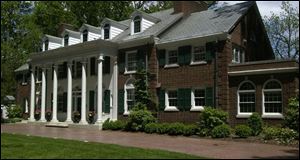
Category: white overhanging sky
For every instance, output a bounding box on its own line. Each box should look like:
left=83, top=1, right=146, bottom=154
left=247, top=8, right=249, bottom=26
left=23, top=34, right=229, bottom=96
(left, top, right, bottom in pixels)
left=219, top=1, right=299, bottom=17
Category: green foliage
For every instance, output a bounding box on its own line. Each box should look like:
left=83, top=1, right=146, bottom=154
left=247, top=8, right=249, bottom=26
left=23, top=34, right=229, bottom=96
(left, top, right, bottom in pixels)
left=247, top=113, right=263, bottom=136
left=262, top=126, right=281, bottom=140
left=211, top=124, right=231, bottom=138
left=102, top=118, right=126, bottom=131
left=234, top=125, right=252, bottom=138
left=102, top=118, right=111, bottom=130
left=156, top=123, right=169, bottom=134
left=126, top=110, right=157, bottom=132
left=131, top=102, right=147, bottom=111
left=133, top=68, right=150, bottom=106
left=198, top=107, right=228, bottom=134
left=145, top=123, right=159, bottom=134
left=183, top=124, right=198, bottom=136
left=262, top=126, right=298, bottom=144
left=283, top=97, right=299, bottom=132
left=7, top=105, right=23, bottom=119
left=167, top=123, right=185, bottom=135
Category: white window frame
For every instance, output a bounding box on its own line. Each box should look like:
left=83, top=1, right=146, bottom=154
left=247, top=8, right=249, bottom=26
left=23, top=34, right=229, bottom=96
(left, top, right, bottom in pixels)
left=125, top=50, right=137, bottom=74
left=165, top=49, right=179, bottom=68
left=190, top=88, right=205, bottom=111
left=133, top=16, right=142, bottom=34
left=124, top=79, right=135, bottom=115
left=262, top=79, right=283, bottom=119
left=232, top=47, right=245, bottom=63
left=102, top=23, right=110, bottom=40
left=165, top=90, right=179, bottom=111
left=191, top=46, right=207, bottom=65
left=236, top=80, right=256, bottom=118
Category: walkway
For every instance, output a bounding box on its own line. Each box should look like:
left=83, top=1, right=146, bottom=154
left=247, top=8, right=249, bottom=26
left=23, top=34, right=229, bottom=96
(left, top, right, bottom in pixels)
left=1, top=123, right=298, bottom=159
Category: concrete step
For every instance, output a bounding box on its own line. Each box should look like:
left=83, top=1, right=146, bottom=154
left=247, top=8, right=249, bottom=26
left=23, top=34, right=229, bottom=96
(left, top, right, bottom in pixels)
left=69, top=123, right=102, bottom=130
left=45, top=122, right=69, bottom=128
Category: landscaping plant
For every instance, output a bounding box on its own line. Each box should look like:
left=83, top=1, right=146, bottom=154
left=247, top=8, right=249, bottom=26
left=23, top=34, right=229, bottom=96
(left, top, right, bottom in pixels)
left=247, top=112, right=263, bottom=136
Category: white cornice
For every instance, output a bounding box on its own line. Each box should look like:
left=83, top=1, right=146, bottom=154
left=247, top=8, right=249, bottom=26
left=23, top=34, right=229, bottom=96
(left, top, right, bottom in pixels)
left=228, top=67, right=299, bottom=76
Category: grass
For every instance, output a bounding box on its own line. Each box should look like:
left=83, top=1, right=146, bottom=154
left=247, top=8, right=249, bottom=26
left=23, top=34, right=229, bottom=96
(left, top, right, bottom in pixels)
left=1, top=133, right=205, bottom=159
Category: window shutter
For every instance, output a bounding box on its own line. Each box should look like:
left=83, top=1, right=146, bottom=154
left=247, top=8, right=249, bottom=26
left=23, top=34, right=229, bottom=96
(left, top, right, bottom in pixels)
left=184, top=88, right=191, bottom=111
left=118, top=89, right=124, bottom=114
left=118, top=52, right=125, bottom=74
left=103, top=56, right=110, bottom=74
left=90, top=57, right=96, bottom=76
left=157, top=49, right=166, bottom=67
left=178, top=46, right=191, bottom=65
left=89, top=90, right=95, bottom=111
left=205, top=42, right=215, bottom=62
left=137, top=49, right=146, bottom=70
left=104, top=90, right=110, bottom=113
left=205, top=87, right=214, bottom=107
left=177, top=89, right=185, bottom=111
left=158, top=89, right=165, bottom=111
left=63, top=92, right=67, bottom=112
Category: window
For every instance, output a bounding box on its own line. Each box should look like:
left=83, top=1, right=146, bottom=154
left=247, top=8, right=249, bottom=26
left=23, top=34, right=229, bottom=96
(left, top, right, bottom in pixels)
left=64, top=34, right=69, bottom=46
left=124, top=79, right=135, bottom=115
left=194, top=89, right=205, bottom=106
left=133, top=16, right=141, bottom=33
left=167, top=50, right=178, bottom=65
left=238, top=81, right=255, bottom=116
left=263, top=80, right=282, bottom=117
left=104, top=24, right=110, bottom=40
left=192, top=46, right=205, bottom=62
left=44, top=39, right=49, bottom=51
left=126, top=89, right=135, bottom=110
left=83, top=29, right=88, bottom=42
left=126, top=51, right=137, bottom=72
left=168, top=90, right=177, bottom=107
left=232, top=47, right=245, bottom=63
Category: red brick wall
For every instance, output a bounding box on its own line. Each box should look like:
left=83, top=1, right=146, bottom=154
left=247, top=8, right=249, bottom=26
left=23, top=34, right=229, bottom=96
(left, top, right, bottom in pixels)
left=173, top=1, right=208, bottom=15
left=15, top=82, right=30, bottom=111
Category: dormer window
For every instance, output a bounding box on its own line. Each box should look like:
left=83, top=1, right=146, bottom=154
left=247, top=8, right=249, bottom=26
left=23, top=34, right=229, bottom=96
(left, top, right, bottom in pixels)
left=64, top=34, right=69, bottom=46
left=83, top=29, right=88, bottom=42
left=104, top=24, right=110, bottom=40
left=44, top=39, right=49, bottom=51
left=133, top=16, right=141, bottom=33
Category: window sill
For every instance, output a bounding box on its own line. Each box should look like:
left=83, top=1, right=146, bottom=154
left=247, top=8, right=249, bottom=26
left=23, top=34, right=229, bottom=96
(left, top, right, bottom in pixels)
left=190, top=61, right=207, bottom=66
left=164, top=106, right=179, bottom=112
left=262, top=114, right=283, bottom=119
left=124, top=71, right=136, bottom=75
left=236, top=113, right=253, bottom=118
left=190, top=106, right=204, bottom=111
left=164, top=64, right=179, bottom=69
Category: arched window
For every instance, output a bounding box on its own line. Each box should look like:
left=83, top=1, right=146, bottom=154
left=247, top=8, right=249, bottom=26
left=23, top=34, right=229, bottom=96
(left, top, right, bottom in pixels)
left=133, top=16, right=141, bottom=33
left=263, top=80, right=282, bottom=114
left=124, top=79, right=135, bottom=115
left=238, top=81, right=255, bottom=115
left=44, top=39, right=49, bottom=51
left=82, top=29, right=88, bottom=42
left=64, top=34, right=69, bottom=46
left=104, top=24, right=110, bottom=40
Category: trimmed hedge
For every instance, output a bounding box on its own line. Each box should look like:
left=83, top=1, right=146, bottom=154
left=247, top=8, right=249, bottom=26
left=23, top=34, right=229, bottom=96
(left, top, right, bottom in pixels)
left=235, top=125, right=252, bottom=138
left=125, top=110, right=157, bottom=132
left=102, top=119, right=126, bottom=131
left=211, top=124, right=231, bottom=138
left=247, top=113, right=263, bottom=136
left=144, top=122, right=197, bottom=136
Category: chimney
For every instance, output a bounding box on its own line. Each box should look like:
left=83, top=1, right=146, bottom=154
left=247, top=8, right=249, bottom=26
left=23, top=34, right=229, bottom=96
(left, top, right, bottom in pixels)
left=57, top=23, right=76, bottom=37
left=173, top=1, right=208, bottom=15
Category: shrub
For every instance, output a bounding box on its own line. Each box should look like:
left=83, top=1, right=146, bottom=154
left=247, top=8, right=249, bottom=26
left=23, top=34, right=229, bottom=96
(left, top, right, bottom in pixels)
left=197, top=128, right=210, bottom=137
left=278, top=128, right=298, bottom=144
left=262, top=126, right=281, bottom=140
left=126, top=109, right=157, bottom=132
left=7, top=105, right=23, bottom=119
left=235, top=125, right=252, bottom=138
left=211, top=124, right=231, bottom=138
left=198, top=107, right=228, bottom=134
left=145, top=123, right=159, bottom=134
left=102, top=118, right=111, bottom=130
left=183, top=124, right=198, bottom=136
left=167, top=123, right=185, bottom=135
left=247, top=113, right=263, bottom=136
left=110, top=120, right=126, bottom=130
left=283, top=97, right=299, bottom=132
left=156, top=123, right=169, bottom=134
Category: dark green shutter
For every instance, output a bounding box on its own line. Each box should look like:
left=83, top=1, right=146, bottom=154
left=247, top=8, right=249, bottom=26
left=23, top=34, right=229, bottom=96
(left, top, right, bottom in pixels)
left=177, top=89, right=185, bottom=111
left=104, top=90, right=110, bottom=113
left=205, top=42, right=215, bottom=62
left=205, top=87, right=213, bottom=107
left=90, top=57, right=96, bottom=76
left=103, top=56, right=110, bottom=74
left=185, top=88, right=191, bottom=111
left=137, top=49, right=146, bottom=70
left=178, top=46, right=191, bottom=65
left=63, top=92, right=67, bottom=112
left=89, top=90, right=95, bottom=111
left=177, top=88, right=191, bottom=111
left=118, top=52, right=125, bottom=74
left=158, top=89, right=165, bottom=111
left=118, top=89, right=124, bottom=114
left=157, top=49, right=166, bottom=67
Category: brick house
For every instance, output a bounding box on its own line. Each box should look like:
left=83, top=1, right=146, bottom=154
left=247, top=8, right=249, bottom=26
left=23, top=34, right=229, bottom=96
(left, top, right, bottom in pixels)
left=15, top=1, right=299, bottom=126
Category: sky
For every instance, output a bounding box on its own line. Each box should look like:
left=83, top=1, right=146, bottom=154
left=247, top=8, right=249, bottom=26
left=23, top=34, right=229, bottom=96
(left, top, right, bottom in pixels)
left=219, top=1, right=299, bottom=17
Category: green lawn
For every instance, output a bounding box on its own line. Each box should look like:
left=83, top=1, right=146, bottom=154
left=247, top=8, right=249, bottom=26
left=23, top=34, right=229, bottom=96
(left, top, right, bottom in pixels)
left=1, top=133, right=205, bottom=159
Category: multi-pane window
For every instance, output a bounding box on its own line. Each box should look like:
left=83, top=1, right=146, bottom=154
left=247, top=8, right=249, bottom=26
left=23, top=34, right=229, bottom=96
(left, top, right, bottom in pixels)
left=126, top=89, right=135, bottom=110
left=168, top=90, right=177, bottom=107
left=126, top=52, right=137, bottom=72
left=193, top=46, right=205, bottom=62
left=232, top=47, right=245, bottom=63
left=83, top=29, right=88, bottom=42
left=194, top=89, right=205, bottom=106
left=167, top=50, right=178, bottom=64
left=238, top=81, right=255, bottom=113
left=44, top=39, right=49, bottom=51
left=134, top=16, right=141, bottom=33
left=263, top=80, right=282, bottom=113
left=104, top=24, right=110, bottom=40
left=64, top=34, right=69, bottom=46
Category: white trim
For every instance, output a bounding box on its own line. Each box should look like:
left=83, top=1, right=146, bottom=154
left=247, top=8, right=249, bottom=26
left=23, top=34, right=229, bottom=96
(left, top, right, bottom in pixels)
left=125, top=50, right=138, bottom=73
left=237, top=80, right=256, bottom=116
left=166, top=49, right=178, bottom=66
left=164, top=64, right=179, bottom=68
left=124, top=78, right=135, bottom=115
left=191, top=45, right=206, bottom=64
left=190, top=88, right=205, bottom=112
left=190, top=61, right=207, bottom=66
left=164, top=90, right=179, bottom=112
left=262, top=79, right=283, bottom=116
left=228, top=67, right=299, bottom=76
left=236, top=113, right=253, bottom=118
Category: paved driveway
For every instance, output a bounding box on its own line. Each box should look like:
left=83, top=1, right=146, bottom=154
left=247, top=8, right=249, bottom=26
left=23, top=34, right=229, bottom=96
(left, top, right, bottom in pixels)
left=1, top=123, right=298, bottom=159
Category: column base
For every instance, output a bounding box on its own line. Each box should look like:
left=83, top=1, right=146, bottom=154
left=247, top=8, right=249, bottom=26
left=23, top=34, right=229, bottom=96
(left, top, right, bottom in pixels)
left=79, top=120, right=88, bottom=125
left=65, top=120, right=73, bottom=124
left=95, top=120, right=103, bottom=124
left=50, top=119, right=59, bottom=123
left=39, top=119, right=47, bottom=122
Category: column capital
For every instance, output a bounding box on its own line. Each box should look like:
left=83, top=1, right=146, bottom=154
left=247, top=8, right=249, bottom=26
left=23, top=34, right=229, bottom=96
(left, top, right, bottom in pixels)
left=67, top=61, right=73, bottom=67
left=97, top=54, right=104, bottom=62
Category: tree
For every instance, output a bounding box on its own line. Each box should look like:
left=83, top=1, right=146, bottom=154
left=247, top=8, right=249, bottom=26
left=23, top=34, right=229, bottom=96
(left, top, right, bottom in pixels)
left=133, top=68, right=150, bottom=108
left=264, top=1, right=299, bottom=60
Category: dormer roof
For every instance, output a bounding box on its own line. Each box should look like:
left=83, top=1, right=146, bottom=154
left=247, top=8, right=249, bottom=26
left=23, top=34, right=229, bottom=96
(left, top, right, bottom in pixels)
left=100, top=18, right=128, bottom=30
left=130, top=10, right=161, bottom=23
left=79, top=24, right=101, bottom=34
left=42, top=34, right=62, bottom=44
left=61, top=29, right=81, bottom=39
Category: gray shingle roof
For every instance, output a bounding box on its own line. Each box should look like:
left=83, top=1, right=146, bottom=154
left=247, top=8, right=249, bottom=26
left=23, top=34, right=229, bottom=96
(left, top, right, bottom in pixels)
left=14, top=63, right=29, bottom=72
left=158, top=1, right=255, bottom=43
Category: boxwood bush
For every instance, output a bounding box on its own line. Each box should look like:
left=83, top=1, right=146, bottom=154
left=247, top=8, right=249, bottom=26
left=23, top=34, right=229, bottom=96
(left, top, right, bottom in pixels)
left=183, top=124, right=198, bottom=136
left=235, top=125, right=252, bottom=138
left=125, top=109, right=157, bottom=132
left=102, top=119, right=126, bottom=131
left=262, top=126, right=298, bottom=144
left=247, top=113, right=263, bottom=136
left=283, top=97, right=299, bottom=132
left=211, top=124, right=231, bottom=138
left=145, top=123, right=159, bottom=134
left=167, top=122, right=185, bottom=135
left=157, top=123, right=169, bottom=134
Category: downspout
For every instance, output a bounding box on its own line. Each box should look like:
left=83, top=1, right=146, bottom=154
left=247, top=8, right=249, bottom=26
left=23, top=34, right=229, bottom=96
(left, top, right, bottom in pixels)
left=214, top=40, right=218, bottom=108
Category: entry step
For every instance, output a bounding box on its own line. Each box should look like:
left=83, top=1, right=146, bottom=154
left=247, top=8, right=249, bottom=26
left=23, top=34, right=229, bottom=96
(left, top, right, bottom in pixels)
left=45, top=123, right=69, bottom=128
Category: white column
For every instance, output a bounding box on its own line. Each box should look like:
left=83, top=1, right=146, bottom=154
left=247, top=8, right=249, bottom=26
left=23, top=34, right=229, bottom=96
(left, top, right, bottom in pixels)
left=39, top=67, right=47, bottom=122
left=96, top=54, right=104, bottom=124
left=51, top=64, right=59, bottom=123
left=79, top=60, right=88, bottom=124
left=65, top=62, right=73, bottom=123
left=29, top=67, right=36, bottom=121
left=112, top=57, right=118, bottom=121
